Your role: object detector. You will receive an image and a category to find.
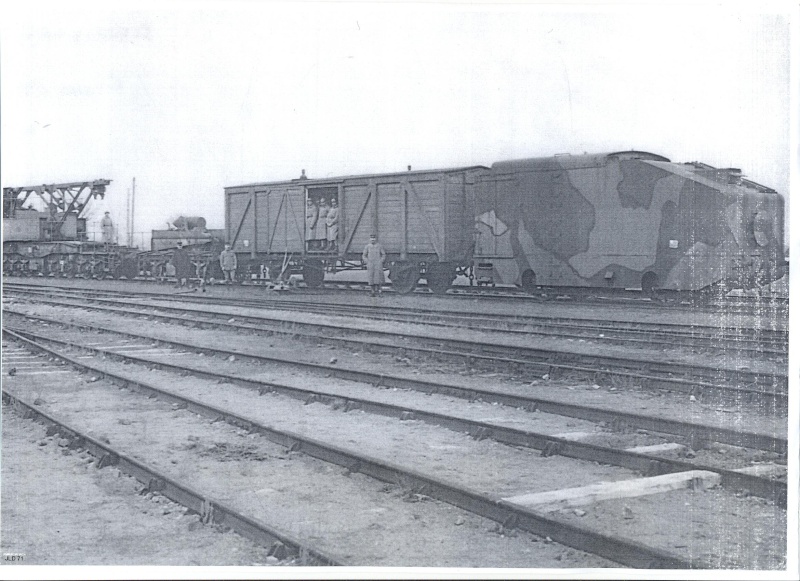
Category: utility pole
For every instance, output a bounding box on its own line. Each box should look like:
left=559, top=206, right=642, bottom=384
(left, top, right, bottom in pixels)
left=131, top=177, right=136, bottom=249
left=126, top=187, right=132, bottom=247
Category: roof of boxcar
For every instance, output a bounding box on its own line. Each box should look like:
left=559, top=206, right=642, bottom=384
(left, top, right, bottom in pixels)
left=228, top=164, right=490, bottom=190
left=643, top=160, right=778, bottom=194
left=490, top=151, right=670, bottom=173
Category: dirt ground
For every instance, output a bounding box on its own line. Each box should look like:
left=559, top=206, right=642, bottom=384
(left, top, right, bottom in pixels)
left=0, top=409, right=282, bottom=566
left=1, top=281, right=789, bottom=572
left=1, top=372, right=615, bottom=568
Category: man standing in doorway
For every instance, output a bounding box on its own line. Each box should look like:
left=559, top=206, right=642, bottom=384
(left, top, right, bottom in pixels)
left=326, top=198, right=339, bottom=251
left=306, top=198, right=318, bottom=251
left=362, top=233, right=386, bottom=297
left=219, top=244, right=237, bottom=284
left=317, top=198, right=329, bottom=250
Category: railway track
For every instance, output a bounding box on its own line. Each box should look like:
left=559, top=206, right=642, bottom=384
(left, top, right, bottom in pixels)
left=3, top=281, right=788, bottom=358
left=3, top=313, right=785, bottom=450
left=3, top=293, right=788, bottom=410
left=4, top=324, right=786, bottom=496
left=2, top=329, right=786, bottom=568
left=3, top=275, right=789, bottom=315
left=3, top=279, right=787, bottom=568
left=1, top=389, right=340, bottom=566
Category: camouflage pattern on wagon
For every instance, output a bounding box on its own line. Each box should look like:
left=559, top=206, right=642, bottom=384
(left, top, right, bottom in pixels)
left=472, top=151, right=785, bottom=292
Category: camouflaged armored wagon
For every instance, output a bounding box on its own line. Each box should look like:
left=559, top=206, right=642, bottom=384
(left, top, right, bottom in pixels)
left=225, top=150, right=786, bottom=294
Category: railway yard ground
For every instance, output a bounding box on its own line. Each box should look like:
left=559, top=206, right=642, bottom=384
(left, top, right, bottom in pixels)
left=0, top=276, right=792, bottom=574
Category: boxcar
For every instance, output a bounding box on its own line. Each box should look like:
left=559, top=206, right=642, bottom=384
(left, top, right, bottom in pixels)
left=224, top=151, right=786, bottom=294
left=224, top=165, right=486, bottom=292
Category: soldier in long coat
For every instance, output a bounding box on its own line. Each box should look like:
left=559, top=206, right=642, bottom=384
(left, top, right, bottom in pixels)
left=316, top=199, right=329, bottom=248
left=362, top=233, right=386, bottom=296
left=172, top=242, right=192, bottom=288
left=305, top=199, right=318, bottom=249
left=101, top=211, right=114, bottom=243
left=326, top=198, right=339, bottom=251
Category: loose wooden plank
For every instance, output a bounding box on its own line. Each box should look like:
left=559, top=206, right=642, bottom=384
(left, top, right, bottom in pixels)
left=502, top=470, right=721, bottom=513
left=625, top=442, right=686, bottom=454
left=733, top=463, right=787, bottom=477
left=550, top=431, right=596, bottom=441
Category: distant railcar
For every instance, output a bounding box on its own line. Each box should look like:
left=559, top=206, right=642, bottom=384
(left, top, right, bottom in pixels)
left=150, top=227, right=225, bottom=252
left=2, top=180, right=140, bottom=279
left=227, top=150, right=785, bottom=294
left=142, top=218, right=225, bottom=280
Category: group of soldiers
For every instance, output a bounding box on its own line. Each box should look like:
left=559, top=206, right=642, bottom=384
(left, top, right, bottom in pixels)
left=305, top=197, right=339, bottom=251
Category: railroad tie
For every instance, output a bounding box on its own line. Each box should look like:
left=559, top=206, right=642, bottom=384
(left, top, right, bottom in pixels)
left=502, top=470, right=722, bottom=513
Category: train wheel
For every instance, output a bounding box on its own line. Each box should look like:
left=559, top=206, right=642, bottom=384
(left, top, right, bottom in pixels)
left=426, top=262, right=454, bottom=295
left=391, top=262, right=419, bottom=295
left=521, top=269, right=537, bottom=294
left=302, top=258, right=325, bottom=288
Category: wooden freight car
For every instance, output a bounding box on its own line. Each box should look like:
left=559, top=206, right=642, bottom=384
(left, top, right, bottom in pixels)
left=225, top=166, right=486, bottom=293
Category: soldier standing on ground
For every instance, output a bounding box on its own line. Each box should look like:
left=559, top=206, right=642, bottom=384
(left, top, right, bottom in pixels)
left=326, top=198, right=339, bottom=251
left=219, top=244, right=237, bottom=284
left=101, top=211, right=114, bottom=243
left=172, top=241, right=192, bottom=288
left=362, top=233, right=386, bottom=297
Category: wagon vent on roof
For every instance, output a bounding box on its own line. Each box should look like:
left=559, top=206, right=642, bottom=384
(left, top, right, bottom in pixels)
left=691, top=167, right=744, bottom=186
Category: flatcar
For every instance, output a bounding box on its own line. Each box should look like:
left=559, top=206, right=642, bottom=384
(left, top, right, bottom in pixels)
left=224, top=150, right=786, bottom=295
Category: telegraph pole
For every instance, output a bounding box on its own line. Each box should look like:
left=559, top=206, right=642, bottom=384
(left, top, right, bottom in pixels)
left=131, top=177, right=136, bottom=249
left=126, top=187, right=132, bottom=247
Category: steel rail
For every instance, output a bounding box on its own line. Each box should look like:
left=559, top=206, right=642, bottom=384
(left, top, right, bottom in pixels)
left=1, top=388, right=341, bottom=566
left=225, top=302, right=787, bottom=357
left=3, top=297, right=788, bottom=408
left=0, top=329, right=699, bottom=568
left=2, top=312, right=786, bottom=455
left=5, top=325, right=785, bottom=506
left=7, top=285, right=787, bottom=387
left=4, top=281, right=789, bottom=346
left=185, top=293, right=788, bottom=349
left=3, top=277, right=789, bottom=317
left=310, top=281, right=790, bottom=314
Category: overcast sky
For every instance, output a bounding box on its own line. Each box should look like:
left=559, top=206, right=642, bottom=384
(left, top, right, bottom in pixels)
left=1, top=1, right=795, bottom=246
